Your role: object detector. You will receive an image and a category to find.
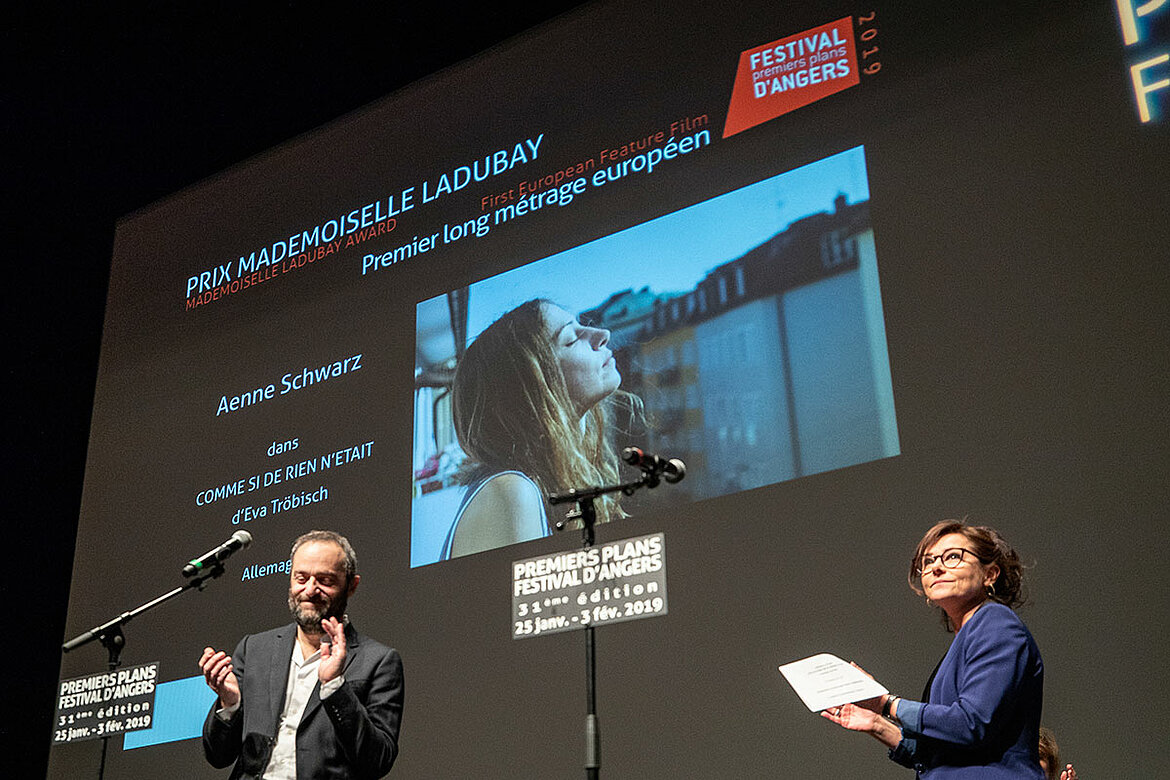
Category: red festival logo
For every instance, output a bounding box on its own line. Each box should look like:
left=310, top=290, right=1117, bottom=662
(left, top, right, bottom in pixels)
left=723, top=18, right=860, bottom=138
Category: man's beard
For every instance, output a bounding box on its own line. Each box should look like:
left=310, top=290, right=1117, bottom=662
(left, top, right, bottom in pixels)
left=288, top=592, right=347, bottom=634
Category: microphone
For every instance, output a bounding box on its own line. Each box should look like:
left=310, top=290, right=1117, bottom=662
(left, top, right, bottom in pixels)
left=182, top=530, right=253, bottom=577
left=621, top=446, right=686, bottom=484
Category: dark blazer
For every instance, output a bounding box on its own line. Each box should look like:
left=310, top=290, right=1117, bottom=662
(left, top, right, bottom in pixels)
left=202, top=622, right=403, bottom=780
left=890, top=602, right=1044, bottom=778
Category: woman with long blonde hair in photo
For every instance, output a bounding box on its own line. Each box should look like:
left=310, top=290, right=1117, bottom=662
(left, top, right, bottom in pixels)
left=440, top=298, right=637, bottom=559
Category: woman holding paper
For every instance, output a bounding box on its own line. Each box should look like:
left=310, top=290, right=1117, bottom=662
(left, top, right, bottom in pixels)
left=821, top=520, right=1045, bottom=778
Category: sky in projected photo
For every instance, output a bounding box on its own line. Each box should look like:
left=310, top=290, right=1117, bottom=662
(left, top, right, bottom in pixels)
left=464, top=147, right=871, bottom=336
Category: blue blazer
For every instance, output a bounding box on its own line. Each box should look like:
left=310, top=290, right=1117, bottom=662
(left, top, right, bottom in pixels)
left=891, top=602, right=1044, bottom=778
left=202, top=622, right=403, bottom=780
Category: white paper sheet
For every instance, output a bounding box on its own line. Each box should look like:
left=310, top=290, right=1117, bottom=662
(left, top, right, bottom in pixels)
left=778, top=653, right=889, bottom=712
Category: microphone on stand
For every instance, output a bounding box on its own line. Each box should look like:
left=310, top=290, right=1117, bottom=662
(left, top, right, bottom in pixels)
left=621, top=446, right=686, bottom=484
left=182, top=530, right=253, bottom=578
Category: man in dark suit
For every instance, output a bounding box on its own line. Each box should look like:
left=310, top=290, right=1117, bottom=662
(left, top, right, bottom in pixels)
left=199, top=530, right=403, bottom=779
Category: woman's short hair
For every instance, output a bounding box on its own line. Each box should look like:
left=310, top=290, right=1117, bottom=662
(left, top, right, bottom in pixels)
left=908, top=519, right=1026, bottom=625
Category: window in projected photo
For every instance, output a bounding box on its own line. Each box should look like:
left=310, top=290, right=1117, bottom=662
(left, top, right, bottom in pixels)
left=411, top=146, right=898, bottom=567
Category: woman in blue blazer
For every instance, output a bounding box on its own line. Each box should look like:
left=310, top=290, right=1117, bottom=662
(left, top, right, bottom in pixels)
left=822, top=521, right=1045, bottom=778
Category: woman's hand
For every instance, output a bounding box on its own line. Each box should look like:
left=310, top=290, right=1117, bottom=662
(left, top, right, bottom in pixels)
left=821, top=702, right=902, bottom=749
left=820, top=702, right=882, bottom=732
left=1060, top=764, right=1078, bottom=780
left=845, top=662, right=885, bottom=714
left=853, top=694, right=886, bottom=715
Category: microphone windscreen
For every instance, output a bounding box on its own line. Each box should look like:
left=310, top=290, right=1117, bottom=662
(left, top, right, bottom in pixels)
left=620, top=446, right=643, bottom=465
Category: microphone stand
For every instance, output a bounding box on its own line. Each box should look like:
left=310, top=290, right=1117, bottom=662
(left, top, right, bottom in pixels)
left=61, top=563, right=228, bottom=780
left=548, top=470, right=662, bottom=780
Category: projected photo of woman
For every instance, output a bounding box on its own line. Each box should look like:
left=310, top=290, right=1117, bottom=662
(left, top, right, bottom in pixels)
left=820, top=520, right=1045, bottom=778
left=440, top=298, right=636, bottom=559
left=411, top=146, right=899, bottom=566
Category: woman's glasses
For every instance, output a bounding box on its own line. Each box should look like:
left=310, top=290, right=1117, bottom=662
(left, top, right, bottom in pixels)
left=917, top=548, right=978, bottom=573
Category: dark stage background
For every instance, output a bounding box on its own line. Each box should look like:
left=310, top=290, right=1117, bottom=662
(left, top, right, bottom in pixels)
left=8, top=2, right=1170, bottom=778
left=9, top=3, right=590, bottom=776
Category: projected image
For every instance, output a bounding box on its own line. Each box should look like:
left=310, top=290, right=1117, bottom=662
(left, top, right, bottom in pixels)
left=411, top=146, right=898, bottom=566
